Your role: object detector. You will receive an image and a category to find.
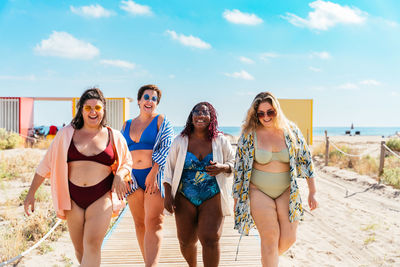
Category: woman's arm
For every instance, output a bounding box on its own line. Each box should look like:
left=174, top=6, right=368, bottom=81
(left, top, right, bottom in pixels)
left=24, top=173, right=46, bottom=216
left=205, top=135, right=234, bottom=176
left=152, top=117, right=174, bottom=168
left=112, top=130, right=133, bottom=199
left=291, top=124, right=318, bottom=210
left=232, top=134, right=246, bottom=199
left=163, top=138, right=179, bottom=212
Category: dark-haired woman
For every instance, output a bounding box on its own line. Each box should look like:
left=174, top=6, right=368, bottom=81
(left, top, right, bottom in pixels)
left=122, top=84, right=173, bottom=266
left=163, top=102, right=234, bottom=267
left=24, top=88, right=132, bottom=266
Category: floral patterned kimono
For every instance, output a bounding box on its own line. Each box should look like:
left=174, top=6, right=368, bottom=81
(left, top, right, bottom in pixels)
left=232, top=122, right=315, bottom=235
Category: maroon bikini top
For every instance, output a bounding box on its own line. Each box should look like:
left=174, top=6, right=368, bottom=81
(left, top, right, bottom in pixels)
left=67, top=129, right=115, bottom=166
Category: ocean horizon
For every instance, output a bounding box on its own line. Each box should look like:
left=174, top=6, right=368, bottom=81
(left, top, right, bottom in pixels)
left=34, top=125, right=399, bottom=138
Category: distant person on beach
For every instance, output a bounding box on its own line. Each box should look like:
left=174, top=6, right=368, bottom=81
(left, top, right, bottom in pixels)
left=24, top=88, right=132, bottom=267
left=232, top=92, right=318, bottom=267
left=121, top=84, right=173, bottom=266
left=163, top=102, right=234, bottom=267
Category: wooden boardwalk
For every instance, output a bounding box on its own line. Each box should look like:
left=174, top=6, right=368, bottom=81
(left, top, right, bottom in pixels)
left=101, top=206, right=261, bottom=266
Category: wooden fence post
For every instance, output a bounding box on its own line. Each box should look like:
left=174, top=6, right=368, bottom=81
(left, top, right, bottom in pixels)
left=325, top=130, right=329, bottom=166
left=378, top=141, right=386, bottom=181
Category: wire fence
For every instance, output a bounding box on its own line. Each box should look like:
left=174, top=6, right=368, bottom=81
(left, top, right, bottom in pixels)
left=323, top=131, right=400, bottom=181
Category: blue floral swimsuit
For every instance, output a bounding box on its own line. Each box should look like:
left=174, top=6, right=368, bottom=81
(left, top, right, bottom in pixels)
left=178, top=152, right=220, bottom=206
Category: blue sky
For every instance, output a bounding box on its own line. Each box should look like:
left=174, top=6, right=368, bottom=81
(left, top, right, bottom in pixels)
left=0, top=0, right=399, bottom=127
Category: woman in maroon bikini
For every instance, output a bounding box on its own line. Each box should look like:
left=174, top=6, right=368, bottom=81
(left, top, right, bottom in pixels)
left=24, top=88, right=132, bottom=266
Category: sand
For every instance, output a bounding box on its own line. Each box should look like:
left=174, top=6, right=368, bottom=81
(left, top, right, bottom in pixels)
left=2, top=135, right=400, bottom=266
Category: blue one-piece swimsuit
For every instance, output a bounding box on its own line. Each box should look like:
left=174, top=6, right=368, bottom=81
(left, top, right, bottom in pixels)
left=178, top=152, right=220, bottom=206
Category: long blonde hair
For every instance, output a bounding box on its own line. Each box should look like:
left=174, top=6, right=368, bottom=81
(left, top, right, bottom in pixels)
left=241, top=92, right=297, bottom=146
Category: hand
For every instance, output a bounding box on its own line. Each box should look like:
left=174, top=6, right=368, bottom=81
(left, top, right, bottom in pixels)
left=112, top=174, right=129, bottom=200
left=205, top=161, right=229, bottom=176
left=308, top=192, right=318, bottom=211
left=145, top=169, right=159, bottom=195
left=164, top=192, right=175, bottom=214
left=24, top=192, right=36, bottom=216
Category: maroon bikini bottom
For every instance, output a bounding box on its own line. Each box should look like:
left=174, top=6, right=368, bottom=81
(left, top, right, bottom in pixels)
left=68, top=172, right=114, bottom=209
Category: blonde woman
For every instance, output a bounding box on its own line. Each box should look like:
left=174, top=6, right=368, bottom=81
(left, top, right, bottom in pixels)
left=232, top=92, right=318, bottom=266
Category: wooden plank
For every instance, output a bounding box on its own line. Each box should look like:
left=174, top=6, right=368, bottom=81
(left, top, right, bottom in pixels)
left=101, top=207, right=261, bottom=266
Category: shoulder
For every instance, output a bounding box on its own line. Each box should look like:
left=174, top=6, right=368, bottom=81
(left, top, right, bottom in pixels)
left=109, top=127, right=125, bottom=141
left=215, top=133, right=229, bottom=143
left=286, top=121, right=302, bottom=138
left=55, top=124, right=73, bottom=140
left=157, top=114, right=165, bottom=125
left=172, top=134, right=186, bottom=144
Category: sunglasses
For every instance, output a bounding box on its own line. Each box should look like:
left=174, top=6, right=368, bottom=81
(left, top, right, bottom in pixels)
left=83, top=105, right=103, bottom=112
left=192, top=109, right=210, bottom=116
left=143, top=94, right=158, bottom=102
left=257, top=109, right=276, bottom=118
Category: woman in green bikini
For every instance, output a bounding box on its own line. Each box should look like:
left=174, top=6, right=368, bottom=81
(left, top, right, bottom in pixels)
left=232, top=91, right=318, bottom=267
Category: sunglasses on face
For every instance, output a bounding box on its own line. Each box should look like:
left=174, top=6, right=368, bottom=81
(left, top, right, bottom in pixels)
left=192, top=109, right=210, bottom=116
left=257, top=109, right=276, bottom=118
left=83, top=105, right=103, bottom=112
left=143, top=94, right=158, bottom=102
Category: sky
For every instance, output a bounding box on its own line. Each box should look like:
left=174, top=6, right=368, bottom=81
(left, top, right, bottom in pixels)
left=0, top=0, right=399, bottom=127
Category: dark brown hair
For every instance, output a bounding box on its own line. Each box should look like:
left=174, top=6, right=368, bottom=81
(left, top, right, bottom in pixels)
left=181, top=102, right=221, bottom=141
left=137, top=84, right=162, bottom=104
left=71, top=88, right=107, bottom=129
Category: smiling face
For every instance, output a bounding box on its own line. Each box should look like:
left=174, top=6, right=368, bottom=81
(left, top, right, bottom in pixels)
left=257, top=101, right=276, bottom=128
left=82, top=99, right=104, bottom=128
left=191, top=104, right=211, bottom=131
left=138, top=89, right=158, bottom=115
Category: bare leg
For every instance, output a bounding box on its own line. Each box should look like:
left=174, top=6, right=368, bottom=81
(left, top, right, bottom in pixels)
left=143, top=190, right=164, bottom=267
left=174, top=192, right=198, bottom=267
left=65, top=201, right=85, bottom=264
left=249, top=183, right=280, bottom=267
left=275, top=188, right=298, bottom=255
left=197, top=194, right=224, bottom=267
left=80, top=192, right=112, bottom=267
left=127, top=189, right=146, bottom=260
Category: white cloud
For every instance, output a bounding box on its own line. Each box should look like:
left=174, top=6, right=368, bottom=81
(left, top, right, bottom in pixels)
left=260, top=52, right=279, bottom=61
left=239, top=56, right=254, bottom=64
left=223, top=9, right=263, bottom=25
left=165, top=30, right=211, bottom=49
left=34, top=31, right=99, bottom=60
left=120, top=0, right=152, bottom=16
left=338, top=83, right=359, bottom=90
left=100, top=59, right=135, bottom=70
left=70, top=4, right=113, bottom=18
left=383, top=20, right=399, bottom=28
left=359, top=79, right=381, bottom=86
left=283, top=0, right=367, bottom=30
left=311, top=51, right=331, bottom=59
left=168, top=74, right=175, bottom=79
left=225, top=70, right=254, bottom=80
left=391, top=91, right=399, bottom=96
left=309, top=66, right=322, bottom=72
left=0, top=74, right=36, bottom=81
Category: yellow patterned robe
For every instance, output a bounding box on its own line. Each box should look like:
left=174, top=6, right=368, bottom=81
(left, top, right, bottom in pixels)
left=232, top=123, right=315, bottom=235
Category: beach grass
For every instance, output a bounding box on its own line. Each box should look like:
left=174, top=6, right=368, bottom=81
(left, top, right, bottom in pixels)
left=386, top=138, right=400, bottom=152
left=312, top=142, right=400, bottom=188
left=0, top=128, right=22, bottom=150
left=0, top=150, right=67, bottom=262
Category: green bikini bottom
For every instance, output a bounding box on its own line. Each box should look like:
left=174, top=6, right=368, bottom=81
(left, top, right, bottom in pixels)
left=250, top=169, right=290, bottom=199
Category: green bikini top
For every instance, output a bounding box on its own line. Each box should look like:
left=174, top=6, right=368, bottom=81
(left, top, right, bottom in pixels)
left=254, top=133, right=290, bottom=164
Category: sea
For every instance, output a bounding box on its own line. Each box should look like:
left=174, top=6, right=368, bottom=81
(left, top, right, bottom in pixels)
left=36, top=125, right=400, bottom=138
